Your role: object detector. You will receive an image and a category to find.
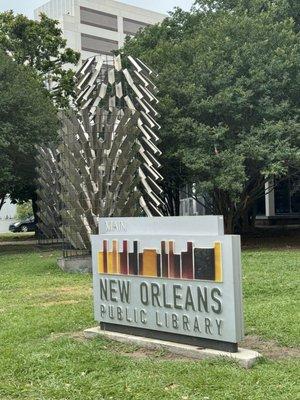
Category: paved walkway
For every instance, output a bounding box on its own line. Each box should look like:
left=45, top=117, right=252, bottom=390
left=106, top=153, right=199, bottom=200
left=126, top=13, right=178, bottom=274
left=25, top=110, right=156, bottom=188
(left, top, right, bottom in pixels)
left=0, top=240, right=37, bottom=246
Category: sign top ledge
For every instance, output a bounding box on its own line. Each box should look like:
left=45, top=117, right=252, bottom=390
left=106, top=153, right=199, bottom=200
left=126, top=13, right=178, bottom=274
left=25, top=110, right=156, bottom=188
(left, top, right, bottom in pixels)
left=99, top=216, right=224, bottom=236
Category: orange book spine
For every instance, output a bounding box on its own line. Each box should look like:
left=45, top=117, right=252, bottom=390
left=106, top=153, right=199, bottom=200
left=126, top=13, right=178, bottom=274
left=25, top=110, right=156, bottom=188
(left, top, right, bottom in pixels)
left=142, top=249, right=158, bottom=277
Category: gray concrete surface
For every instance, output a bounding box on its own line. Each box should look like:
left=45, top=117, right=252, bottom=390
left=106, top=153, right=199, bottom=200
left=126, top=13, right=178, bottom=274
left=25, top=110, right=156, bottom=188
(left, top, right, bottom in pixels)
left=0, top=240, right=37, bottom=246
left=58, top=256, right=92, bottom=273
left=84, top=326, right=262, bottom=369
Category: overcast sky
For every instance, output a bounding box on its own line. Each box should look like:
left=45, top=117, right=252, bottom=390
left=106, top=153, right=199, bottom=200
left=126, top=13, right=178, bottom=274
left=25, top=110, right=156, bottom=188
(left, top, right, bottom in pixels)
left=0, top=0, right=194, bottom=17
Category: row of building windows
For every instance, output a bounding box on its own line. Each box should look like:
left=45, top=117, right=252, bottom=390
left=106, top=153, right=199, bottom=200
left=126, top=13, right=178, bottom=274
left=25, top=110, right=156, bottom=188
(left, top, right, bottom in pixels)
left=81, top=33, right=118, bottom=55
left=80, top=6, right=149, bottom=36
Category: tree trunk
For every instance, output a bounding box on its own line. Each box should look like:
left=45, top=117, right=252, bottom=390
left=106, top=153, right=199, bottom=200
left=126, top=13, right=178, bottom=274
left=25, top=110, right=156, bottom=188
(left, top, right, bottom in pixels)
left=249, top=207, right=257, bottom=229
left=0, top=195, right=5, bottom=212
left=224, top=213, right=235, bottom=234
left=174, top=187, right=180, bottom=216
left=31, top=192, right=39, bottom=237
left=240, top=207, right=257, bottom=233
left=164, top=184, right=180, bottom=216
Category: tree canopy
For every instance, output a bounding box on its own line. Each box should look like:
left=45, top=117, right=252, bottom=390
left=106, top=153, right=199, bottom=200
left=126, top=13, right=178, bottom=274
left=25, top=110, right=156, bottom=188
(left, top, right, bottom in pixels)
left=0, top=52, right=58, bottom=211
left=0, top=11, right=80, bottom=108
left=16, top=201, right=33, bottom=221
left=0, top=11, right=79, bottom=213
left=194, top=0, right=300, bottom=29
left=121, top=0, right=300, bottom=232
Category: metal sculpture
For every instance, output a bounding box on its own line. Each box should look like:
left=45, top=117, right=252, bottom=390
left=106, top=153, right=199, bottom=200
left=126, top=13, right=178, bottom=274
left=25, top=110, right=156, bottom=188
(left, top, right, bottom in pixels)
left=75, top=54, right=164, bottom=216
left=36, top=54, right=165, bottom=252
left=36, top=145, right=62, bottom=240
left=60, top=108, right=142, bottom=250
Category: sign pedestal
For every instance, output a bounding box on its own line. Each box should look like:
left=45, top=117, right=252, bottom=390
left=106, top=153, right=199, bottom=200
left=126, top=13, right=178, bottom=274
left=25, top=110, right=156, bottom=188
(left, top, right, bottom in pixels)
left=84, top=326, right=261, bottom=369
left=99, top=322, right=238, bottom=352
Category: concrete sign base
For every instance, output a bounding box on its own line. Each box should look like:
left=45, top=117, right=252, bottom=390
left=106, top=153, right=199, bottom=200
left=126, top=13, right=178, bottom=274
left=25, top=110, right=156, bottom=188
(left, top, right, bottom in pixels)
left=57, top=256, right=92, bottom=274
left=84, top=326, right=261, bottom=369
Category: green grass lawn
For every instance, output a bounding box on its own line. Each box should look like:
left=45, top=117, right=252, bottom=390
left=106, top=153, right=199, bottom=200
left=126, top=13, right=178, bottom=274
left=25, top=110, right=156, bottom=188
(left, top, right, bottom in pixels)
left=0, top=246, right=299, bottom=400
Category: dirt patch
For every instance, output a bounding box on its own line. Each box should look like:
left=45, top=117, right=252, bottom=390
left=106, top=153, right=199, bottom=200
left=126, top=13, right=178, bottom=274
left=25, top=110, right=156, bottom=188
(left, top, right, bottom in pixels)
left=111, top=346, right=188, bottom=361
left=49, top=331, right=86, bottom=342
left=241, top=335, right=300, bottom=360
left=119, top=348, right=158, bottom=360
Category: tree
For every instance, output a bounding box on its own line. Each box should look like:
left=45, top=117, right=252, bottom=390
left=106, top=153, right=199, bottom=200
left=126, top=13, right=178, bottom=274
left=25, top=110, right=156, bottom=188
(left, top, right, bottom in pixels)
left=0, top=11, right=79, bottom=216
left=121, top=2, right=300, bottom=232
left=0, top=52, right=58, bottom=213
left=194, top=0, right=300, bottom=30
left=0, top=11, right=80, bottom=108
left=16, top=202, right=33, bottom=220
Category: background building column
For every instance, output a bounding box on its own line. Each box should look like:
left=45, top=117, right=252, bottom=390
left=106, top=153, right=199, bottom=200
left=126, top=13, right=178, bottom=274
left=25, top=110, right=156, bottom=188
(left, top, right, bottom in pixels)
left=118, top=16, right=124, bottom=47
left=265, top=180, right=275, bottom=217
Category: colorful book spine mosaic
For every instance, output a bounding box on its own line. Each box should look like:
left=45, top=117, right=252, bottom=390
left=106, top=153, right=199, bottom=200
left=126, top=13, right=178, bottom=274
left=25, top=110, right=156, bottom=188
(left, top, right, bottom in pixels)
left=98, top=241, right=222, bottom=282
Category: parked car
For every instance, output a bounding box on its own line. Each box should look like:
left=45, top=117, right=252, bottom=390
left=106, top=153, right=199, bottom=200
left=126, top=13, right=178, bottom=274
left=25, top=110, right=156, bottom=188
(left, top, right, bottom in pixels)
left=9, top=217, right=36, bottom=233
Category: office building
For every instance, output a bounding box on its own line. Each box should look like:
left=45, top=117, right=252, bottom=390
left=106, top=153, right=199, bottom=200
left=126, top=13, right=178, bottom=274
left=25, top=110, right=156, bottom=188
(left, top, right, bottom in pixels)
left=34, top=0, right=165, bottom=59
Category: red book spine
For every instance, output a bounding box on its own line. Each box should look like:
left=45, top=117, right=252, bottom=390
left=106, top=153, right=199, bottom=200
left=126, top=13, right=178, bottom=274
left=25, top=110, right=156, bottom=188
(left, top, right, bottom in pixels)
left=103, top=240, right=108, bottom=273
left=161, top=241, right=169, bottom=277
left=169, top=241, right=180, bottom=278
left=181, top=242, right=194, bottom=279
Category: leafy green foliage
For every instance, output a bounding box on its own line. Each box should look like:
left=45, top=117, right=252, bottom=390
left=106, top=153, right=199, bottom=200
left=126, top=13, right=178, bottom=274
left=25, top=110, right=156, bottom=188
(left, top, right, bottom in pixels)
left=194, top=0, right=300, bottom=30
left=0, top=52, right=58, bottom=209
left=0, top=11, right=80, bottom=108
left=16, top=201, right=33, bottom=220
left=0, top=11, right=79, bottom=210
left=121, top=2, right=300, bottom=231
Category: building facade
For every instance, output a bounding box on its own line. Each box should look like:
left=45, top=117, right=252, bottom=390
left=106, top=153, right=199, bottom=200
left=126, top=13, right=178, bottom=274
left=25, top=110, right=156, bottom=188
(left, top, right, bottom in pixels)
left=180, top=176, right=300, bottom=225
left=0, top=196, right=16, bottom=220
left=256, top=177, right=300, bottom=224
left=0, top=196, right=17, bottom=233
left=34, top=0, right=165, bottom=59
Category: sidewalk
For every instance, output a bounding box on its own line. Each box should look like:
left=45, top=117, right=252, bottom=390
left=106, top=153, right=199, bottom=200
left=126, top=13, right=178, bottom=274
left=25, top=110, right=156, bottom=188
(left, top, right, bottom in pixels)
left=0, top=240, right=37, bottom=246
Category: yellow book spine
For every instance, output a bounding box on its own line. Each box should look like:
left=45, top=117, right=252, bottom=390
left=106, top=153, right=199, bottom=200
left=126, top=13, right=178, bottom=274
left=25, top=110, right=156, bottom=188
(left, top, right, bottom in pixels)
left=98, top=251, right=104, bottom=273
left=107, top=251, right=113, bottom=274
left=214, top=242, right=223, bottom=282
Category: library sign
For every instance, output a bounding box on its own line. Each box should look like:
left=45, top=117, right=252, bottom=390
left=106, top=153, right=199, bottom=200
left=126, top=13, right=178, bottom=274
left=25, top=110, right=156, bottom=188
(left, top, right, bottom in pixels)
left=91, top=216, right=244, bottom=351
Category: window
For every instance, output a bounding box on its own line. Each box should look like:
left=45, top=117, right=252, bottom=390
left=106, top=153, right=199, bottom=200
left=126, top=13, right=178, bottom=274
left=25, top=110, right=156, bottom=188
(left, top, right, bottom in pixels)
left=80, top=7, right=118, bottom=31
left=81, top=34, right=118, bottom=55
left=275, top=175, right=300, bottom=214
left=123, top=17, right=149, bottom=35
